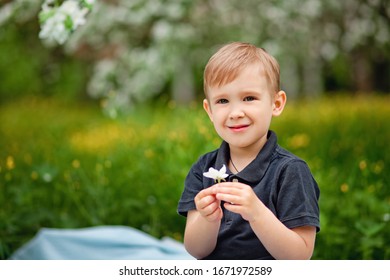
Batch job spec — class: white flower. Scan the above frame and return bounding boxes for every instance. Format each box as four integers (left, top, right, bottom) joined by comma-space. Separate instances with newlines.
60, 0, 88, 29
39, 12, 69, 44
39, 0, 92, 45
203, 165, 229, 183
42, 173, 53, 183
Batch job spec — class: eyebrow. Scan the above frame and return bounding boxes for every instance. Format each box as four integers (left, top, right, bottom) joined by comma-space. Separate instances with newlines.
209, 89, 263, 102
240, 89, 262, 95
209, 92, 228, 100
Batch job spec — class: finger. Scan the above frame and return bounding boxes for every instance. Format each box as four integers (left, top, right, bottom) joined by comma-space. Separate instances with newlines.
199, 202, 221, 218
195, 188, 214, 203
199, 185, 221, 197
217, 182, 245, 189
215, 186, 242, 196
196, 195, 215, 210
205, 207, 222, 222
223, 202, 240, 213
216, 193, 240, 205
203, 201, 220, 215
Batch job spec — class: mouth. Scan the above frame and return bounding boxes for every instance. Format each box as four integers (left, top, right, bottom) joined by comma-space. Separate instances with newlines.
228, 124, 250, 132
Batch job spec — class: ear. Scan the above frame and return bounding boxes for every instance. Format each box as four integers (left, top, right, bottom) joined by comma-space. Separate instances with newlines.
203, 99, 214, 122
272, 90, 286, 117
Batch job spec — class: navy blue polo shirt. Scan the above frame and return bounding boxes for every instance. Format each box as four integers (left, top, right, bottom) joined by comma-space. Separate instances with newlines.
177, 130, 320, 260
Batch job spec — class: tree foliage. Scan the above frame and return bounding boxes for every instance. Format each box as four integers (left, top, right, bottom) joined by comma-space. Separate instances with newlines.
1, 0, 389, 115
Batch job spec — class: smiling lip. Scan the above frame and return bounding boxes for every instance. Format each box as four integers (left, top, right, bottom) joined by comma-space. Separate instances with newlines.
228, 124, 250, 132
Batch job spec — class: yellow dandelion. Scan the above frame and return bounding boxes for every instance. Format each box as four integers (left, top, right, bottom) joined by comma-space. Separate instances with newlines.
144, 149, 155, 159
373, 161, 384, 174
31, 171, 39, 180
72, 159, 80, 169
287, 134, 310, 149
359, 160, 367, 171
340, 183, 349, 193
6, 156, 15, 170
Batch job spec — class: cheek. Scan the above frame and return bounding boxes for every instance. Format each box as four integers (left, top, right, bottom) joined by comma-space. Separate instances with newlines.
213, 108, 228, 124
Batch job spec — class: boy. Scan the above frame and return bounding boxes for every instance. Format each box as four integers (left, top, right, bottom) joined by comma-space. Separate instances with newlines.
177, 42, 320, 260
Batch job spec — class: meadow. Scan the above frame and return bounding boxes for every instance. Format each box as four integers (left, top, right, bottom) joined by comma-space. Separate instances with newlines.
0, 95, 389, 259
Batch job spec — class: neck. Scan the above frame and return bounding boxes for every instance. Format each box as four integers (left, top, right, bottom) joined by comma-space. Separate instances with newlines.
229, 138, 267, 173
229, 152, 256, 173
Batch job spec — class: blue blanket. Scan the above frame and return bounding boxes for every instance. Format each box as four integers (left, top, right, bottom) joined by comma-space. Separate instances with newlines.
10, 226, 194, 260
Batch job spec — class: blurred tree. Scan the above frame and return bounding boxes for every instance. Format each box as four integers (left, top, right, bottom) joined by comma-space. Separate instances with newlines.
0, 0, 90, 102
0, 0, 389, 115
317, 0, 390, 93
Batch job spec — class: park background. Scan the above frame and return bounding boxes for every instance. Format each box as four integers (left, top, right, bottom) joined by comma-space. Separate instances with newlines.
0, 0, 389, 259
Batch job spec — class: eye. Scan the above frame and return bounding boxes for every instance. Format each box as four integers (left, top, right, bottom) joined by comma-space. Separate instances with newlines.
216, 98, 229, 104
243, 96, 256, 102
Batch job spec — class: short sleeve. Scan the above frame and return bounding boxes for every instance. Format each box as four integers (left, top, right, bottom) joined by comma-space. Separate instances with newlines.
276, 160, 320, 232
177, 159, 205, 217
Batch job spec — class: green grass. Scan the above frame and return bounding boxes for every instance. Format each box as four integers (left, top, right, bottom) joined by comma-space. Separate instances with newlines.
0, 95, 389, 259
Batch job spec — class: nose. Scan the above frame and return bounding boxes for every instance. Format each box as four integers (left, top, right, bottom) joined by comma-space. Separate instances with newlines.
229, 104, 245, 119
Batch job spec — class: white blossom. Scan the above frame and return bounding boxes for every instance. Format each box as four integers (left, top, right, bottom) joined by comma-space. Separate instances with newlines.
60, 1, 88, 28
203, 165, 229, 183
39, 0, 92, 45
39, 12, 69, 44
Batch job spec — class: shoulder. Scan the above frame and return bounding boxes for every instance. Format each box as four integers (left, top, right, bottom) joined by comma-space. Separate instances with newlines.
265, 131, 309, 169
274, 145, 303, 161
272, 145, 311, 171
190, 148, 219, 173
272, 145, 319, 195
270, 145, 318, 190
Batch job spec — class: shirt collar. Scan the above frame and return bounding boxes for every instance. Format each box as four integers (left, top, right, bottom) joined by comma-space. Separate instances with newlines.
215, 130, 278, 184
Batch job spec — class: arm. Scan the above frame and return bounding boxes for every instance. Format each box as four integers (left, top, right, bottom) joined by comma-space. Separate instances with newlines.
248, 206, 316, 259
216, 182, 316, 259
183, 186, 222, 259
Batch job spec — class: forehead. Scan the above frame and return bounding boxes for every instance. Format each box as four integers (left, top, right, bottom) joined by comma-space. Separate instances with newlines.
207, 54, 262, 83
206, 63, 268, 93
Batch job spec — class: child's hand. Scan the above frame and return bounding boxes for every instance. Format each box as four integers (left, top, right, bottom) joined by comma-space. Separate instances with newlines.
194, 186, 223, 222
215, 182, 263, 222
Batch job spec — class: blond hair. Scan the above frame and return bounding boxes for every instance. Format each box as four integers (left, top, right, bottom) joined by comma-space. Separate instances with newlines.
204, 42, 280, 97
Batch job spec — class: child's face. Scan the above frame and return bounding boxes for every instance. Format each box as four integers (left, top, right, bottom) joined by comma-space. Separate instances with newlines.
203, 63, 285, 153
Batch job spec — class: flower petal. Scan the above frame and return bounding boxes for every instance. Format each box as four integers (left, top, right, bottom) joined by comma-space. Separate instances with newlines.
203, 167, 218, 179
220, 164, 226, 175
220, 173, 229, 179
203, 165, 229, 181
